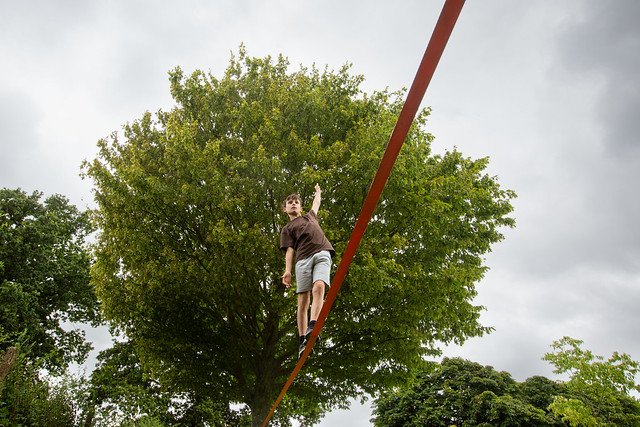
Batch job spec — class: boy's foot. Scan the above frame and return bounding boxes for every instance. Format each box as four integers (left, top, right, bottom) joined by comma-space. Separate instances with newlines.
305, 326, 320, 343
297, 336, 315, 360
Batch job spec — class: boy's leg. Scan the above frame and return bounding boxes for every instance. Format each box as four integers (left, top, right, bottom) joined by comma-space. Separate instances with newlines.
304, 281, 325, 350
310, 280, 326, 322
297, 291, 310, 336
297, 291, 311, 359
309, 251, 331, 325
304, 251, 332, 344
294, 256, 313, 337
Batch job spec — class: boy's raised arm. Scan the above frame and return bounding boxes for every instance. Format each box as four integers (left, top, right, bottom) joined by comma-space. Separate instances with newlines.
311, 183, 321, 214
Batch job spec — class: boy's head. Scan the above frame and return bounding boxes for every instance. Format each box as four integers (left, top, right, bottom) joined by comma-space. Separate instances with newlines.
282, 193, 302, 218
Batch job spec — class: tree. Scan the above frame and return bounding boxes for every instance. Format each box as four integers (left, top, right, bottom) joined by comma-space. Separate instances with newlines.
372, 357, 563, 427
86, 340, 173, 426
0, 188, 99, 371
518, 375, 566, 411
544, 336, 640, 426
0, 346, 83, 426
83, 47, 516, 425
86, 339, 249, 426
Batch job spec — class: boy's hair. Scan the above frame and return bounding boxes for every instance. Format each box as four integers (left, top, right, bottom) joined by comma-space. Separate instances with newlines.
282, 193, 301, 210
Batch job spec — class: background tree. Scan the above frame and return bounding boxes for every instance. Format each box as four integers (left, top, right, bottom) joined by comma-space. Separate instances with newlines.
518, 375, 566, 411
0, 345, 84, 427
86, 340, 173, 426
372, 357, 564, 427
84, 47, 516, 425
86, 339, 249, 426
0, 188, 99, 371
544, 336, 640, 426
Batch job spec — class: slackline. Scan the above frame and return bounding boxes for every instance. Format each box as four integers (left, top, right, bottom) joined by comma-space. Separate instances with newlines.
261, 1, 466, 425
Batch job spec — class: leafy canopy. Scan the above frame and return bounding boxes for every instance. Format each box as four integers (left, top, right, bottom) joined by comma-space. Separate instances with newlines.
544, 336, 640, 426
86, 339, 251, 426
84, 47, 515, 425
0, 348, 82, 427
372, 357, 564, 427
374, 340, 640, 427
0, 188, 99, 371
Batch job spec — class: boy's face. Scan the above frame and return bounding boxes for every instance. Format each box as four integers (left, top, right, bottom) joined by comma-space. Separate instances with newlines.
283, 197, 302, 217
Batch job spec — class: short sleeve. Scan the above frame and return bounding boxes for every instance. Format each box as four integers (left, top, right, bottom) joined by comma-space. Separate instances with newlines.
280, 225, 294, 251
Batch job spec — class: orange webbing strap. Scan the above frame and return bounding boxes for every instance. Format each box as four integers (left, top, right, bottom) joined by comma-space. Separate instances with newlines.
261, 1, 466, 425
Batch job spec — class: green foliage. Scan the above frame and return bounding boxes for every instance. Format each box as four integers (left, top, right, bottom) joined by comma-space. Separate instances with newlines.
548, 396, 599, 427
373, 339, 640, 427
372, 357, 564, 427
518, 375, 565, 410
83, 47, 515, 425
0, 188, 99, 371
87, 339, 248, 426
544, 336, 640, 426
0, 347, 82, 426
88, 340, 174, 426
471, 391, 552, 426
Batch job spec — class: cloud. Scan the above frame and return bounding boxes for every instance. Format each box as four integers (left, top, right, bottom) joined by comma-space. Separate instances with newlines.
555, 0, 640, 157
0, 1, 100, 58
456, 0, 640, 281
546, 0, 640, 272
0, 89, 45, 190
439, 1, 640, 395
2, 2, 639, 426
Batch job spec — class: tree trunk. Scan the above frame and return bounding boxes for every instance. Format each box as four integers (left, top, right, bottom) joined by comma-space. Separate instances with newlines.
0, 346, 18, 383
250, 398, 272, 427
83, 407, 96, 427
250, 304, 287, 426
249, 378, 273, 427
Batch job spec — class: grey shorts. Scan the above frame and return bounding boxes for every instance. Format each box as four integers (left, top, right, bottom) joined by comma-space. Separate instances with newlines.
295, 250, 332, 294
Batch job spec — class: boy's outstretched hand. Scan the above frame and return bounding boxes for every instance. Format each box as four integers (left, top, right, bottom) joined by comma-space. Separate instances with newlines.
282, 271, 292, 288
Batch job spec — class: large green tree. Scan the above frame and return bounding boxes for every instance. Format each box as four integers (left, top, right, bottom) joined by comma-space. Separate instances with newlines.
372, 357, 565, 427
0, 189, 99, 371
84, 48, 515, 425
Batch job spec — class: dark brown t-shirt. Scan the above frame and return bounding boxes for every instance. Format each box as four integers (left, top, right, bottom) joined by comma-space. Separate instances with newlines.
280, 210, 335, 263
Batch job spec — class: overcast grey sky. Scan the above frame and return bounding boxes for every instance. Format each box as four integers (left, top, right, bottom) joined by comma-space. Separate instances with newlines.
2, 1, 639, 425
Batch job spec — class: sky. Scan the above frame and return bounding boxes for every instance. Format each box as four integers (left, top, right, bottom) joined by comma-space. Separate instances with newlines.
1, 0, 639, 425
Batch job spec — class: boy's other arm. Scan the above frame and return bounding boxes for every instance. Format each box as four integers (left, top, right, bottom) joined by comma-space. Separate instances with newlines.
282, 247, 295, 287
311, 183, 321, 214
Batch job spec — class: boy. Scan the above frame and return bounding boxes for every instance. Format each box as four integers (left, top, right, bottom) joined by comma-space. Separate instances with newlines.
280, 184, 335, 359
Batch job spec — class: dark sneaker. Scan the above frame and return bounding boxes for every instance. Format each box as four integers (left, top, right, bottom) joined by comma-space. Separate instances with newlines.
304, 325, 320, 342
298, 336, 316, 360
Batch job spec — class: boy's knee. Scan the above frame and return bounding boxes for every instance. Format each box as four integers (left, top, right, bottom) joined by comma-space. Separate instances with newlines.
297, 291, 310, 303
312, 280, 325, 293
